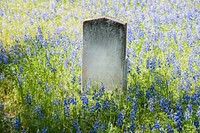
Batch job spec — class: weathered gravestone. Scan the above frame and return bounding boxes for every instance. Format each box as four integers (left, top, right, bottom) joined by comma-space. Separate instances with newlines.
82, 16, 127, 91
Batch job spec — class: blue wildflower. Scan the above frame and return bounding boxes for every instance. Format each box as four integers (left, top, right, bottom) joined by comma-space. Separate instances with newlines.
68, 97, 76, 105
53, 112, 60, 121
127, 28, 135, 43
159, 98, 171, 114
0, 8, 4, 16
130, 124, 136, 132
126, 95, 131, 101
76, 128, 82, 133
146, 90, 151, 99
93, 121, 100, 132
194, 120, 199, 128
101, 123, 106, 130
166, 124, 174, 133
154, 120, 160, 129
102, 99, 109, 110
141, 125, 145, 130
130, 109, 136, 122
64, 59, 69, 69
17, 76, 23, 86
80, 95, 88, 109
73, 120, 80, 129
116, 111, 125, 128
13, 117, 20, 130
0, 53, 8, 64
35, 105, 44, 120
173, 107, 183, 131
92, 83, 105, 100
19, 66, 23, 73
148, 98, 154, 112
41, 128, 47, 133
63, 99, 70, 117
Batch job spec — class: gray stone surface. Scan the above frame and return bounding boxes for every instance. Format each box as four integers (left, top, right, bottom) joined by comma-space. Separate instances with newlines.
82, 16, 127, 91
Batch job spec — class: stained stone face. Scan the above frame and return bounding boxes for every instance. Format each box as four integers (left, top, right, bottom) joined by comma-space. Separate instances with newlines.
82, 16, 127, 91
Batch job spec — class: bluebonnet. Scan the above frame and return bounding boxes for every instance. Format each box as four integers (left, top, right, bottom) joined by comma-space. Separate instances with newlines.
149, 124, 154, 131
0, 52, 8, 64
166, 124, 174, 133
22, 129, 27, 133
19, 65, 23, 73
92, 83, 105, 100
64, 98, 70, 117
136, 66, 141, 74
26, 46, 31, 56
89, 101, 101, 112
127, 28, 135, 43
183, 93, 190, 102
73, 120, 79, 129
150, 57, 157, 71
130, 109, 136, 122
52, 100, 60, 106
146, 57, 156, 71
43, 41, 48, 47
159, 98, 171, 114
194, 120, 199, 128
41, 128, 47, 133
148, 98, 154, 112
64, 59, 69, 69
93, 121, 100, 132
130, 124, 136, 132
76, 128, 82, 133
36, 26, 43, 43
154, 120, 160, 129
13, 117, 20, 130
101, 123, 106, 130
116, 111, 125, 128
71, 50, 77, 62
146, 90, 151, 99
24, 33, 30, 42
173, 103, 183, 131
126, 95, 131, 101
191, 91, 199, 105
68, 97, 76, 105
53, 112, 60, 121
0, 8, 4, 16
184, 109, 191, 120
35, 105, 44, 120
80, 95, 88, 109
102, 99, 110, 110
187, 104, 192, 112
144, 40, 151, 52
17, 76, 23, 86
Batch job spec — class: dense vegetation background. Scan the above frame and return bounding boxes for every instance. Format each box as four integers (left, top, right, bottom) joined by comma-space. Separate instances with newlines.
0, 0, 199, 132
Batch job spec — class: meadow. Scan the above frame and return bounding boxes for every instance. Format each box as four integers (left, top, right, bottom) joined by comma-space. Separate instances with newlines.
0, 0, 199, 132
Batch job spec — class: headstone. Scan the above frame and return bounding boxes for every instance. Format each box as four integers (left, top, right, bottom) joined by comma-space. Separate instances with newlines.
82, 16, 127, 91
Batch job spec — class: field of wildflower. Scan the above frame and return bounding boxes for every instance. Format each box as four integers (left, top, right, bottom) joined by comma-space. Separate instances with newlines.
0, 0, 200, 132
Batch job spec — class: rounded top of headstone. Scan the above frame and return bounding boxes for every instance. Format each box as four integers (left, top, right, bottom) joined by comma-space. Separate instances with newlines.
84, 16, 126, 25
